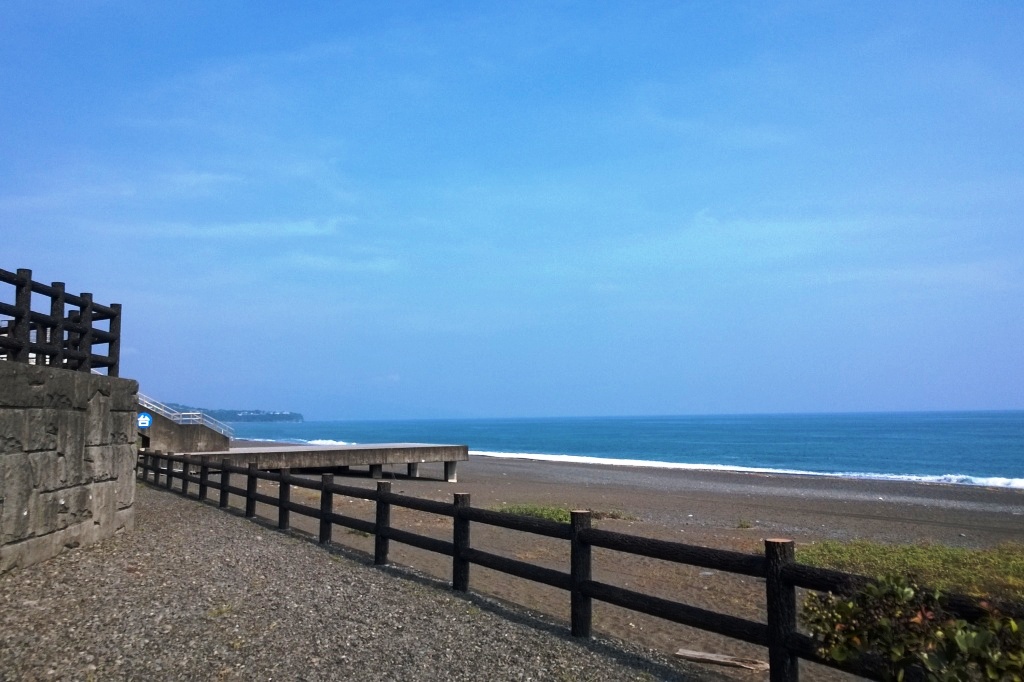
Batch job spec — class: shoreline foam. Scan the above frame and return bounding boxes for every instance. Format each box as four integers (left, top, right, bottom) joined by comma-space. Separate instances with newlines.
238, 436, 1024, 489
468, 450, 1024, 489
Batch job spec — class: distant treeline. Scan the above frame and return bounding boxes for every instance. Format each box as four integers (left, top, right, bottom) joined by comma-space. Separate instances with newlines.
166, 403, 304, 423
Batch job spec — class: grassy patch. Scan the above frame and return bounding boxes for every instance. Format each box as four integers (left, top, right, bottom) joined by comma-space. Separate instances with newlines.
207, 604, 233, 618
495, 504, 571, 523
492, 504, 634, 523
797, 540, 1024, 599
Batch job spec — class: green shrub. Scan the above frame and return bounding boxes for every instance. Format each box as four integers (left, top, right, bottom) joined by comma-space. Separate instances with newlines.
797, 540, 1024, 598
802, 574, 1024, 681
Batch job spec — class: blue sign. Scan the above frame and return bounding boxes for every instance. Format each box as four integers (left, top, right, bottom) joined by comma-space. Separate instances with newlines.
137, 412, 153, 430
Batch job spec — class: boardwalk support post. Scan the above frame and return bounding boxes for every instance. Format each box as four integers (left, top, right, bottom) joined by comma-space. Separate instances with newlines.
766, 538, 798, 682
444, 461, 458, 483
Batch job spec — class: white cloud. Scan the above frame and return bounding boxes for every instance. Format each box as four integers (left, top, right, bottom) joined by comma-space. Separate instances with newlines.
281, 251, 400, 273
95, 218, 346, 239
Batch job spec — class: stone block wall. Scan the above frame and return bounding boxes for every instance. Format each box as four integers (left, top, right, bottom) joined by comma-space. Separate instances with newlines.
0, 361, 138, 573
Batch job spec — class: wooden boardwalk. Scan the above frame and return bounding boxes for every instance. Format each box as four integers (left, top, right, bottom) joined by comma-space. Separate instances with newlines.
182, 443, 469, 482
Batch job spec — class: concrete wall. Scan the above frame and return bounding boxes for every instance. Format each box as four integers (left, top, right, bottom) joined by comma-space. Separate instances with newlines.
0, 361, 138, 573
140, 411, 229, 453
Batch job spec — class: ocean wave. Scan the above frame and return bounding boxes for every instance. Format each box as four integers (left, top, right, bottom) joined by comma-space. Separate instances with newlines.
305, 439, 353, 446
468, 451, 1024, 489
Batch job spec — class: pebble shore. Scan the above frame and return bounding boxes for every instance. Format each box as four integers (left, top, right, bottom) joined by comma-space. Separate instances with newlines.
0, 484, 720, 681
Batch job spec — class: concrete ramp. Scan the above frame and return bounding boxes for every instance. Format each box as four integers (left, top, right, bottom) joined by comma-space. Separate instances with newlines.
139, 410, 230, 453
137, 393, 232, 453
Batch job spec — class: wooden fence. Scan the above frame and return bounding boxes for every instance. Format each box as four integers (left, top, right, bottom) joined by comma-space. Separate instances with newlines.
137, 451, 1007, 682
0, 267, 121, 376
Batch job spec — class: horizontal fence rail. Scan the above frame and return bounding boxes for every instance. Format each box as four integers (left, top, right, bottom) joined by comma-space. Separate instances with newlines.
0, 267, 121, 376
136, 451, 1016, 682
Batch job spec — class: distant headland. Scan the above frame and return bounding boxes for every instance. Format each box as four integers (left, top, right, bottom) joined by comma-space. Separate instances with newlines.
165, 403, 304, 423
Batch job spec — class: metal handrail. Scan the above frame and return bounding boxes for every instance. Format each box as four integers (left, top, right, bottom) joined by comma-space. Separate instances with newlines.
137, 392, 235, 438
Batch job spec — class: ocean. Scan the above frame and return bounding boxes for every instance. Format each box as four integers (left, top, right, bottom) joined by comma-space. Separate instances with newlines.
228, 411, 1024, 489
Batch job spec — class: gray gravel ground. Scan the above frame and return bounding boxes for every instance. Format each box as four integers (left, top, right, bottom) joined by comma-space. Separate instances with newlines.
0, 484, 724, 681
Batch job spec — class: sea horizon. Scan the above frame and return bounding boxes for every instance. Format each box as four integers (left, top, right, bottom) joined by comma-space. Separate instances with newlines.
228, 410, 1024, 490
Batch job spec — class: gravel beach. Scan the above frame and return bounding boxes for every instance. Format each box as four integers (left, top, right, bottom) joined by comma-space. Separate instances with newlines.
3, 453, 1021, 681
0, 483, 722, 682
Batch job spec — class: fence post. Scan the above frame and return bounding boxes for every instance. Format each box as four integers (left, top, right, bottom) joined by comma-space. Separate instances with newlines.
48, 281, 65, 368
199, 462, 209, 501
164, 452, 175, 490
78, 293, 93, 373
319, 474, 333, 544
278, 468, 291, 530
13, 269, 31, 363
374, 481, 391, 566
570, 510, 593, 638
453, 493, 471, 591
766, 538, 798, 682
107, 302, 121, 377
151, 451, 161, 486
66, 311, 81, 368
180, 457, 190, 497
245, 463, 258, 518
219, 459, 231, 508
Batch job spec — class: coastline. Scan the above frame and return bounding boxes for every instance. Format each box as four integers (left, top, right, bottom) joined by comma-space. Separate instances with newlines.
221, 439, 1024, 679
233, 438, 1024, 490
231, 438, 1024, 547
468, 450, 1024, 489
454, 454, 1024, 547
227, 410, 1024, 491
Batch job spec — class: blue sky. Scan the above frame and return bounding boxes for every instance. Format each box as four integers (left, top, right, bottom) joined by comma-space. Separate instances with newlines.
2, 2, 1022, 420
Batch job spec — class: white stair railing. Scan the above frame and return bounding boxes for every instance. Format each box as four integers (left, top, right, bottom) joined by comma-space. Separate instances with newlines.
137, 392, 235, 438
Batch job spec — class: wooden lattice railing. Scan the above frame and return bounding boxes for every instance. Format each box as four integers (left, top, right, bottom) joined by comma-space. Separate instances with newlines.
0, 267, 121, 376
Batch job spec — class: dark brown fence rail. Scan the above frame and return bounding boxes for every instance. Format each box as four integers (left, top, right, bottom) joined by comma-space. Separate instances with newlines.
137, 451, 1012, 682
0, 267, 121, 375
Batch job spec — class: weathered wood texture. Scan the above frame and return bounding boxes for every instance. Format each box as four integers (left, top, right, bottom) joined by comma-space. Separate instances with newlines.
570, 511, 592, 637
765, 539, 798, 682
374, 481, 391, 566
453, 493, 471, 592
